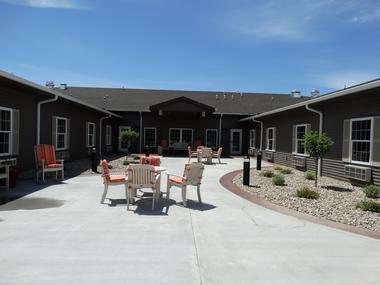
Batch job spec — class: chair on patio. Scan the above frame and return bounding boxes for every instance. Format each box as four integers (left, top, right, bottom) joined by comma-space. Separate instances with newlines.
212, 147, 223, 164
139, 156, 161, 166
187, 146, 198, 163
100, 159, 127, 205
166, 163, 204, 207
34, 144, 64, 183
127, 164, 161, 210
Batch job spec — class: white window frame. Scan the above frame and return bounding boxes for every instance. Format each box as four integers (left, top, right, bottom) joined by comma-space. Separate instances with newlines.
87, 122, 96, 147
56, 116, 68, 151
169, 128, 193, 146
106, 125, 112, 146
266, 127, 275, 151
249, 129, 256, 149
144, 127, 157, 147
205, 129, 218, 148
295, 124, 307, 155
0, 106, 12, 156
349, 117, 373, 166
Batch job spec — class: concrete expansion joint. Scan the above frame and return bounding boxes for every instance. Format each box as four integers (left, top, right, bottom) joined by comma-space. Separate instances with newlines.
241, 206, 259, 226
188, 208, 204, 285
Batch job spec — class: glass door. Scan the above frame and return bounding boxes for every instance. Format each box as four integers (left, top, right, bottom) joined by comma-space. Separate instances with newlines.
230, 129, 242, 155
118, 126, 131, 152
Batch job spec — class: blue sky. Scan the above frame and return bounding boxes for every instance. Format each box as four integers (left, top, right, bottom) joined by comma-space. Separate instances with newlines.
1, 0, 380, 95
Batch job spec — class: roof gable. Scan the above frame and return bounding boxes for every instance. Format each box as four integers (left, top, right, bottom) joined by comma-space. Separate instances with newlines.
149, 96, 215, 112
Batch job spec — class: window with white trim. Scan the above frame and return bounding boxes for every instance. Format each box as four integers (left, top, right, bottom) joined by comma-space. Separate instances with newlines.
56, 117, 68, 150
0, 107, 12, 155
144, 127, 156, 147
249, 129, 256, 148
205, 129, 218, 148
169, 128, 193, 146
87, 122, 96, 147
266, 127, 275, 151
106, 125, 112, 146
351, 118, 372, 164
295, 124, 307, 155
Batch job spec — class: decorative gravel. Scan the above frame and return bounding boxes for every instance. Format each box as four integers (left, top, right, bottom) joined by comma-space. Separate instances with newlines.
233, 167, 380, 232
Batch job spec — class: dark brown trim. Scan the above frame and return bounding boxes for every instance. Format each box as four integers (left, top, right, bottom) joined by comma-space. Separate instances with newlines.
220, 169, 380, 240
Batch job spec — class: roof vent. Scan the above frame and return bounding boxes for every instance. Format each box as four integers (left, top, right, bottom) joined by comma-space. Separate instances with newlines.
223, 93, 227, 100
291, 90, 301, 98
231, 94, 235, 100
311, 88, 319, 98
60, 83, 67, 90
45, 80, 54, 89
216, 94, 219, 100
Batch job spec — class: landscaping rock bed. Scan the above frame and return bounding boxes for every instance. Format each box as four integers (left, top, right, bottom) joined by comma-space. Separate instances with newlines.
233, 166, 380, 232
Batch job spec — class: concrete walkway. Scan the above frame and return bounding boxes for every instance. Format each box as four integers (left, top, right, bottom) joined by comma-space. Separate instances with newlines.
0, 157, 379, 285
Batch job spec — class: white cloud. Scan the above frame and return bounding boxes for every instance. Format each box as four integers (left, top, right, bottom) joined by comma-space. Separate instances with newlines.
0, 0, 86, 9
318, 70, 379, 90
350, 8, 380, 23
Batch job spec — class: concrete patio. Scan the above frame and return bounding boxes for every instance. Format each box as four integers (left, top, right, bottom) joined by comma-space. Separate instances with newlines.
0, 157, 379, 285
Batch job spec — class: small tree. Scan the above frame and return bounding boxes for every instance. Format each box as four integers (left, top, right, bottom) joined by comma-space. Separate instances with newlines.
304, 131, 334, 187
120, 130, 139, 154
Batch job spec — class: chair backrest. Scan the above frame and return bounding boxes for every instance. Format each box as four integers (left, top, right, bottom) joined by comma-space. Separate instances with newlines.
201, 147, 212, 158
140, 156, 161, 166
187, 146, 193, 155
183, 163, 204, 186
34, 144, 57, 167
101, 159, 111, 181
127, 164, 156, 188
160, 139, 168, 148
217, 147, 222, 156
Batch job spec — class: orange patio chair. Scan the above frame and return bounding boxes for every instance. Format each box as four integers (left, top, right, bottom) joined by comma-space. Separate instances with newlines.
139, 156, 161, 166
212, 147, 222, 164
34, 144, 64, 183
187, 146, 198, 163
100, 159, 128, 205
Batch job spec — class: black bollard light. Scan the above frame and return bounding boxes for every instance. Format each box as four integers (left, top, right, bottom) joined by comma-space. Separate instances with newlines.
243, 156, 250, 186
91, 148, 98, 173
145, 145, 150, 157
257, 151, 262, 170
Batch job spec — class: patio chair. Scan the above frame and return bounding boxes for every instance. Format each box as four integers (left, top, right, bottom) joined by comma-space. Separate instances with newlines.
139, 156, 161, 166
187, 146, 198, 162
100, 159, 127, 205
127, 164, 161, 210
212, 147, 223, 164
166, 163, 204, 207
34, 144, 64, 183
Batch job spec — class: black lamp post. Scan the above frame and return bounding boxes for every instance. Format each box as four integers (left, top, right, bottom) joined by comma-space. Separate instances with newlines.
243, 156, 250, 186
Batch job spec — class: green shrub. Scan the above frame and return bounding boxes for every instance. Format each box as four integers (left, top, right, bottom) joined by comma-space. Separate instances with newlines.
272, 174, 285, 186
279, 168, 293, 175
261, 170, 274, 178
274, 165, 284, 171
362, 185, 380, 198
123, 160, 130, 166
305, 171, 315, 180
356, 200, 380, 213
296, 187, 319, 199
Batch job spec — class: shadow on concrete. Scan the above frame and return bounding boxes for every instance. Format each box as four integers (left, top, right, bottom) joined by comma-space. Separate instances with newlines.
322, 185, 353, 192
0, 197, 65, 210
177, 200, 217, 211
0, 180, 68, 206
133, 197, 176, 216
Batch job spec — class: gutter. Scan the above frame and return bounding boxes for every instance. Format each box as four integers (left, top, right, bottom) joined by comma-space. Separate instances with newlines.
251, 117, 264, 151
37, 94, 59, 145
218, 114, 223, 147
305, 104, 323, 177
99, 114, 112, 157
139, 112, 143, 153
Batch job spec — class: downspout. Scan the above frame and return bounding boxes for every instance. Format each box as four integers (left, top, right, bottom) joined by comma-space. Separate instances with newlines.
139, 111, 143, 153
37, 94, 59, 145
305, 104, 323, 177
99, 114, 112, 158
218, 114, 223, 147
251, 117, 264, 151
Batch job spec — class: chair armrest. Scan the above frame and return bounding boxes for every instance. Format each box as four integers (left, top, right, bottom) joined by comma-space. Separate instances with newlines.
57, 159, 64, 165
36, 159, 45, 168
166, 174, 185, 180
155, 173, 161, 182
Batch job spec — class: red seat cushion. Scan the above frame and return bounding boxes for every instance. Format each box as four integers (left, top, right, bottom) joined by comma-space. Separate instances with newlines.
109, 175, 126, 183
44, 163, 63, 169
169, 177, 184, 185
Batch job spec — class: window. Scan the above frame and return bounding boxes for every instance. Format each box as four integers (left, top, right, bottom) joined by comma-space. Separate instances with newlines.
206, 129, 218, 148
295, 124, 307, 155
351, 118, 372, 164
144, 128, 156, 147
87, 122, 96, 147
169, 128, 193, 146
0, 107, 12, 155
56, 117, 68, 150
106, 125, 112, 146
266, 127, 275, 151
249, 129, 256, 148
